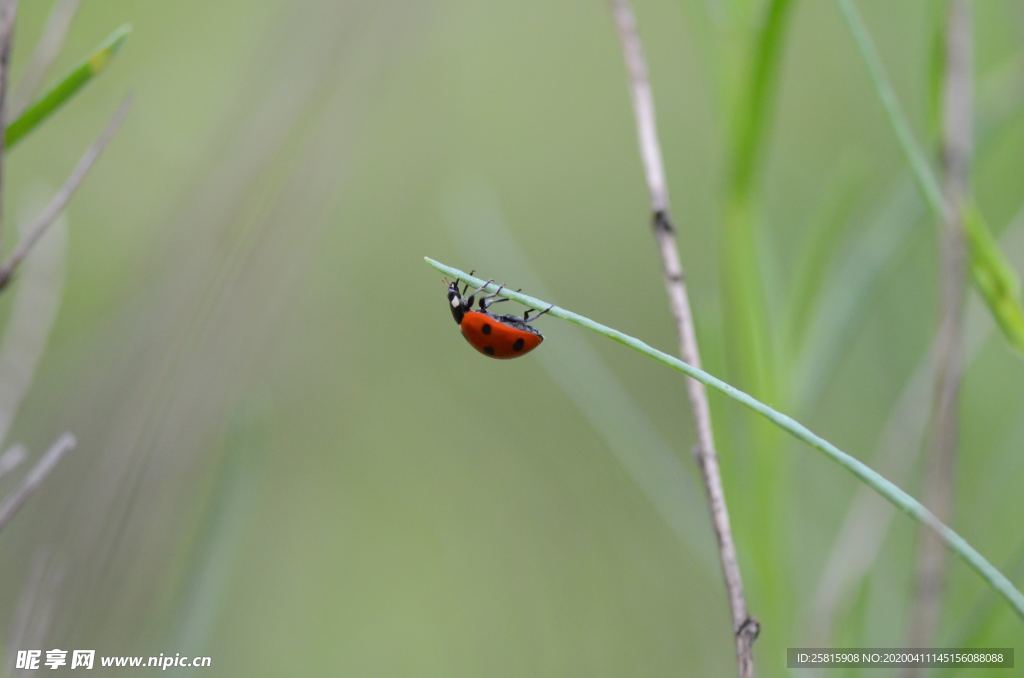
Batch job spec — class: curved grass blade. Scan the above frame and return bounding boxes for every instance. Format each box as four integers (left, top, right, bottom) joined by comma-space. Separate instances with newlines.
424, 256, 1024, 622
5, 23, 130, 151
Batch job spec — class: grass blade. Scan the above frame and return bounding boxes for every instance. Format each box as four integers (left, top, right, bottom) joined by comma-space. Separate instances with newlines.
836, 0, 945, 215
836, 0, 1024, 356
729, 0, 795, 203
964, 203, 1024, 351
721, 0, 795, 397
720, 0, 797, 636
424, 256, 1024, 621
5, 23, 130, 150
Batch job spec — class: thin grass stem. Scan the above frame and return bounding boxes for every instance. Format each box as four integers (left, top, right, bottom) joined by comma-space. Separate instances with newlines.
0, 96, 131, 291
424, 256, 1024, 622
906, 0, 972, 657
0, 433, 75, 532
608, 1, 756, 674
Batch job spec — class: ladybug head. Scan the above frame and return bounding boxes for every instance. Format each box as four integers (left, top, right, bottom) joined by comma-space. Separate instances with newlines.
446, 280, 466, 324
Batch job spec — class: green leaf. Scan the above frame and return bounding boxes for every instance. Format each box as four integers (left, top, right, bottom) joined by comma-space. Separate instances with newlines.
5, 24, 131, 150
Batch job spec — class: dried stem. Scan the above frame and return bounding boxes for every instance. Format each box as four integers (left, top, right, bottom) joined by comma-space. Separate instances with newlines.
0, 433, 75, 532
0, 0, 17, 252
10, 0, 81, 119
906, 0, 972, 660
0, 95, 132, 291
608, 1, 757, 675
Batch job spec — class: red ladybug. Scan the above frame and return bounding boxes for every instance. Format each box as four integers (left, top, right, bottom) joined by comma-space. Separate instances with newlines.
446, 278, 551, 359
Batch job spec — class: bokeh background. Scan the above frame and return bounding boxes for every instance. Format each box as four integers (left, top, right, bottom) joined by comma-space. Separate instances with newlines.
0, 0, 1021, 675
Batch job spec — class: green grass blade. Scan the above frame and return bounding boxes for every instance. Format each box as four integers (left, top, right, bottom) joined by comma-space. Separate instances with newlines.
721, 0, 795, 395
836, 0, 945, 214
784, 158, 866, 354
424, 256, 1024, 622
836, 0, 1024, 357
964, 203, 1024, 352
729, 0, 795, 202
720, 1, 797, 630
5, 23, 131, 150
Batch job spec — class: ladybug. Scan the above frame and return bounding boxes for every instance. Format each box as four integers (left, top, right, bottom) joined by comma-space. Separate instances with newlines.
446, 277, 551, 359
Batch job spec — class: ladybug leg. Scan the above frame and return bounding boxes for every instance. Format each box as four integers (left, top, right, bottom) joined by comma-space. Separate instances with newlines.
479, 284, 508, 310
480, 297, 509, 311
466, 279, 495, 297
457, 271, 477, 297
464, 279, 495, 308
524, 305, 553, 323
480, 286, 524, 310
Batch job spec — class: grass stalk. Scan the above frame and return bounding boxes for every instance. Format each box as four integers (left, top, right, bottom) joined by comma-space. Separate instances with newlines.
0, 0, 18, 256
424, 256, 1024, 621
721, 0, 794, 395
906, 0, 972, 657
728, 0, 795, 204
0, 433, 75, 532
608, 1, 756, 674
721, 0, 796, 641
0, 96, 131, 290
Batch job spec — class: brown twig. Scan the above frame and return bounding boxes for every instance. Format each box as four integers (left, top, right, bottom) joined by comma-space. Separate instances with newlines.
10, 0, 80, 119
905, 0, 972, 662
608, 1, 757, 675
0, 95, 132, 291
0, 0, 18, 253
0, 433, 75, 532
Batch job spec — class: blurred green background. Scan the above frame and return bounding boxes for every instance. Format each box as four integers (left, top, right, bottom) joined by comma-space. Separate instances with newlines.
0, 0, 1021, 675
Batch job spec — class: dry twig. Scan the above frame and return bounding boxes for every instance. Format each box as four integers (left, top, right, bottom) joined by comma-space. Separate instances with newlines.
0, 95, 132, 291
608, 1, 757, 675
0, 0, 18, 251
0, 433, 75, 532
906, 0, 972, 661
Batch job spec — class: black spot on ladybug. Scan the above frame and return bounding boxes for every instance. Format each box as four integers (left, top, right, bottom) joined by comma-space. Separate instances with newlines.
484, 346, 495, 356
482, 323, 492, 335
513, 338, 525, 352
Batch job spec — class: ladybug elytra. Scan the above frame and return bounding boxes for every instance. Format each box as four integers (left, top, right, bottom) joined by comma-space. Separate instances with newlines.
446, 277, 551, 359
